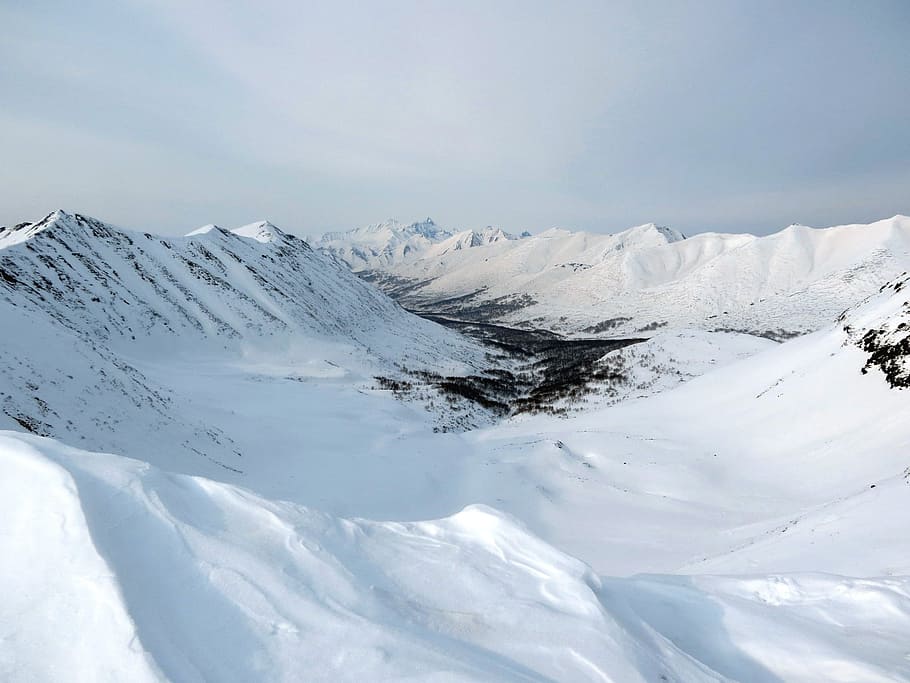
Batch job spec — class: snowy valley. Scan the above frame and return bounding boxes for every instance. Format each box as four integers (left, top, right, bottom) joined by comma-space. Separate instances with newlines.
2, 210, 909, 681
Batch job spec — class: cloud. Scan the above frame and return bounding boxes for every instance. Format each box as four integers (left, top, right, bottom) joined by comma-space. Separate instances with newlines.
2, 0, 908, 235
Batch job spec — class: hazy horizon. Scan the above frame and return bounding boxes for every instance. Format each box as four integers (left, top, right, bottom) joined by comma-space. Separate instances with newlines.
2, 1, 908, 237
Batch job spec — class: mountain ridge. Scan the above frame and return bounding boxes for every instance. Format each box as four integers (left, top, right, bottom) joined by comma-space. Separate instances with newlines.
327, 214, 910, 336
0, 209, 484, 472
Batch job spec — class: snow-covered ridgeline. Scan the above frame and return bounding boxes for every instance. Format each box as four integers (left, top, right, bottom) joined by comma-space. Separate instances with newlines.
311, 217, 526, 271
317, 215, 910, 336
0, 211, 478, 361
0, 210, 483, 470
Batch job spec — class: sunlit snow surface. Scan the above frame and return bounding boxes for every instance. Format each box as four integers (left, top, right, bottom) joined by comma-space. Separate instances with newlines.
2, 212, 910, 681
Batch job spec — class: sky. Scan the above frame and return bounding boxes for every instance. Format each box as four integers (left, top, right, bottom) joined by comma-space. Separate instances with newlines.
1, 0, 908, 237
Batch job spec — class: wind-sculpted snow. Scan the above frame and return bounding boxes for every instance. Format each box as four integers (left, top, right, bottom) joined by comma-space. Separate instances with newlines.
3, 431, 909, 682
324, 215, 910, 336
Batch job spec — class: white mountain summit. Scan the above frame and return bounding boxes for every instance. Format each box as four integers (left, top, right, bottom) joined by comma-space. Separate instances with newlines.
311, 217, 527, 271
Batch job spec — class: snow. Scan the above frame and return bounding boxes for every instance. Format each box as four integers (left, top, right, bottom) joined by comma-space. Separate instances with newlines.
580, 329, 776, 407
230, 220, 282, 243
2, 210, 910, 680
4, 431, 910, 682
185, 223, 220, 236
311, 217, 526, 271
0, 209, 484, 475
320, 215, 910, 336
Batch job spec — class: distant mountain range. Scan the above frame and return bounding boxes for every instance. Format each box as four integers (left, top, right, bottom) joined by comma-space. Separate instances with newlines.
311, 218, 527, 271
312, 216, 910, 338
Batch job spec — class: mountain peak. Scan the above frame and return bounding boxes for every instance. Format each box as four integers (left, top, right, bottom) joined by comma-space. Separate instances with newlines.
611, 223, 685, 249
231, 220, 284, 243
403, 217, 445, 239
1, 210, 112, 250
186, 224, 223, 237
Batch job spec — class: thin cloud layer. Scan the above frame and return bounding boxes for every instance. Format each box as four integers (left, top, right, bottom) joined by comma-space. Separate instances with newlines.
1, 0, 908, 235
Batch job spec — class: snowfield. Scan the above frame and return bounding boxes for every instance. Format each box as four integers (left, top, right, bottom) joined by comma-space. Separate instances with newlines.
1, 210, 909, 681
3, 431, 910, 682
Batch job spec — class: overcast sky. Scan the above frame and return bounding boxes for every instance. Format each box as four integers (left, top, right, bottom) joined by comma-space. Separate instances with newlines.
2, 1, 908, 237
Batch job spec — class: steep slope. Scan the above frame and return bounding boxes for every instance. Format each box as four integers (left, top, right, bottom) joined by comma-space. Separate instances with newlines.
349, 216, 910, 336
852, 276, 910, 388
0, 210, 482, 472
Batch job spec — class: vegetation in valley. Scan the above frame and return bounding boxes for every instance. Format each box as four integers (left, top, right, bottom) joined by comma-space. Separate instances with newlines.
375, 314, 645, 427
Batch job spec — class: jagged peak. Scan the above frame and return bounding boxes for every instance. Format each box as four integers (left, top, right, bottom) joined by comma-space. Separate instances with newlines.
406, 217, 445, 239
374, 217, 444, 239
364, 218, 404, 234
318, 217, 451, 244
434, 226, 519, 252
470, 226, 516, 246
0, 210, 124, 250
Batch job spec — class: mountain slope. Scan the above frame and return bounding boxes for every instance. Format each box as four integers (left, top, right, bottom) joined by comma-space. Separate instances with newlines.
342, 216, 910, 336
0, 210, 482, 472
465, 273, 910, 577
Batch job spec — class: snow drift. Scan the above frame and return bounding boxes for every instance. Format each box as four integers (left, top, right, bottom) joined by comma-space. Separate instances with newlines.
3, 431, 908, 682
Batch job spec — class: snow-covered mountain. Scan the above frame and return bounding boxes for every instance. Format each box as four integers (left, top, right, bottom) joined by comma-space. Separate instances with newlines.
2, 269, 909, 681
0, 210, 482, 471
311, 217, 526, 271
336, 216, 910, 337
187, 220, 284, 243
4, 208, 910, 681
311, 217, 452, 270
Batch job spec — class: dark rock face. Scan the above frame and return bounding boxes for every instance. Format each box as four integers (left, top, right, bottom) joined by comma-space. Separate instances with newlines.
860, 321, 910, 389
856, 276, 910, 389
